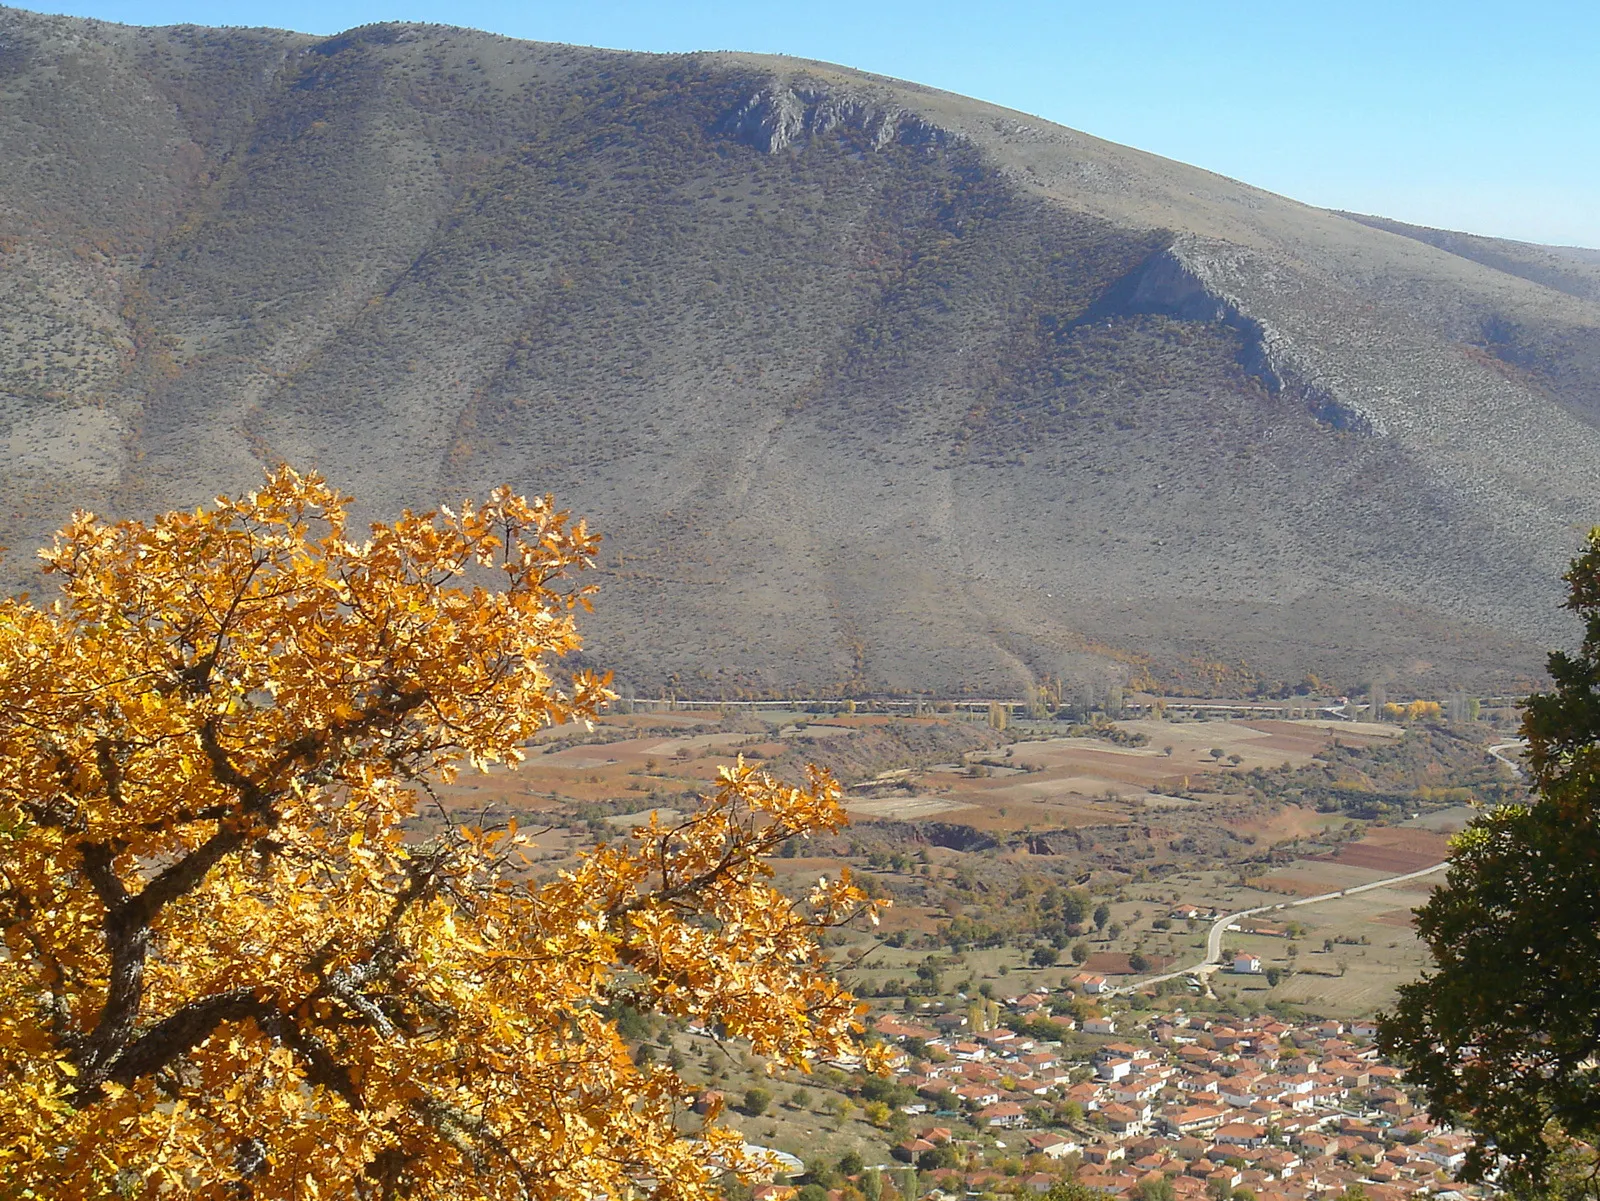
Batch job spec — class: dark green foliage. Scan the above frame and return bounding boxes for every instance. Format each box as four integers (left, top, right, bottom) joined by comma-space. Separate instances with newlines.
917, 1143, 960, 1172
1056, 887, 1091, 927
857, 1075, 914, 1108
613, 1003, 651, 1040
1382, 530, 1600, 1193
1048, 1183, 1110, 1201
740, 1087, 771, 1117
1011, 1013, 1075, 1043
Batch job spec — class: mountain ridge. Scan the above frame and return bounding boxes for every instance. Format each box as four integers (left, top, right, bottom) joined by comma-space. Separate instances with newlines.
1, 6, 1597, 697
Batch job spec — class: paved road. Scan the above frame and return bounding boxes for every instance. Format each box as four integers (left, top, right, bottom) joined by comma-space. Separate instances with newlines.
1108, 859, 1450, 996
1102, 737, 1521, 998
1487, 739, 1528, 779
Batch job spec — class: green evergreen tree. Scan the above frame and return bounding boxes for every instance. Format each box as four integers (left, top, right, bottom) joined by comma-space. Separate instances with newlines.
1382, 529, 1600, 1194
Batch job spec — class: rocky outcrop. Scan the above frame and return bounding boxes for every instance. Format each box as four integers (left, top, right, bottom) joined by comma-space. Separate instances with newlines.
859, 821, 999, 852
1086, 243, 1378, 435
723, 82, 947, 154
1026, 827, 1129, 856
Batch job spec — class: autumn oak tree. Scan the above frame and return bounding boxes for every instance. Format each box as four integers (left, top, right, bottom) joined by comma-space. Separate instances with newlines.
0, 469, 881, 1199
1383, 528, 1600, 1197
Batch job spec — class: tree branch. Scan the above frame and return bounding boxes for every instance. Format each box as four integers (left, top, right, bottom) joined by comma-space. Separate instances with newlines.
73, 842, 147, 1083
67, 679, 430, 1098
96, 988, 261, 1096
256, 1006, 364, 1108
77, 846, 450, 1106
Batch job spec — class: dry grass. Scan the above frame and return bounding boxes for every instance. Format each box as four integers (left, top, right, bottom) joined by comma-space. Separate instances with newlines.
1227, 803, 1341, 844
842, 795, 975, 819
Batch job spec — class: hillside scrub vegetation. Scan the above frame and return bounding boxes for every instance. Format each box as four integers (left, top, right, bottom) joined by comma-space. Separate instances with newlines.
4, 10, 1600, 698
0, 468, 881, 1199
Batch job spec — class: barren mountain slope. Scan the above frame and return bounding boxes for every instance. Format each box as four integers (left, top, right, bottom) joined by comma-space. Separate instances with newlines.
1342, 212, 1600, 306
2, 8, 1597, 697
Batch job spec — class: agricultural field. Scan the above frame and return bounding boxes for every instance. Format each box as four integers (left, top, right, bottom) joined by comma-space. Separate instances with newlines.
1212, 879, 1437, 1020
1180, 813, 1472, 1017
841, 714, 1406, 837
432, 707, 1421, 838
1005, 716, 1401, 798
411, 707, 1521, 1173
422, 705, 1512, 1023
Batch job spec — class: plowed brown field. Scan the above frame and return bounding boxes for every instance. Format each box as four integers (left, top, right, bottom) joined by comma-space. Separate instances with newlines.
1312, 827, 1451, 874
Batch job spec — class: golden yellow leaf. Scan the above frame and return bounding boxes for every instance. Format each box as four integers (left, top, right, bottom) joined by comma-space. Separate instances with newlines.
0, 466, 878, 1200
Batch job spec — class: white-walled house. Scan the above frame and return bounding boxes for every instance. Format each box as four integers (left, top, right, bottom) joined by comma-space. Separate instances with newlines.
1096, 1056, 1133, 1081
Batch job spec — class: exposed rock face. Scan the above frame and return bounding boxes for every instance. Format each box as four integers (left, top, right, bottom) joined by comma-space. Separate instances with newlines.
867, 822, 1000, 853
725, 85, 808, 153
1, 8, 1598, 698
1089, 244, 1377, 435
724, 83, 942, 154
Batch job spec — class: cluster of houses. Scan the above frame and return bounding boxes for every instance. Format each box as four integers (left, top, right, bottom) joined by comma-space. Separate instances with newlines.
862, 990, 1480, 1201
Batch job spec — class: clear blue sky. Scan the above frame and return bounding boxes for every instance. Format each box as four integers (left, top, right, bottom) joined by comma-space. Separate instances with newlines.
29, 0, 1600, 247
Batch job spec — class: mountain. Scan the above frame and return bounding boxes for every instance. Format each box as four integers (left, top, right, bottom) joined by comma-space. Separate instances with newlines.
2, 6, 1597, 698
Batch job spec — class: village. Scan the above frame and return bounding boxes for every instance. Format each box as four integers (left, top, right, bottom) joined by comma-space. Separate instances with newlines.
736, 955, 1479, 1201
